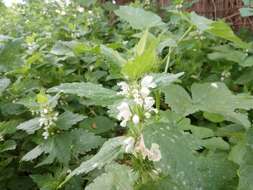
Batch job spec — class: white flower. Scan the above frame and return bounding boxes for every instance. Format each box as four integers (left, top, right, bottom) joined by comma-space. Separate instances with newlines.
132, 114, 140, 125
42, 131, 49, 139
123, 137, 135, 153
77, 6, 84, 12
140, 87, 150, 97
211, 82, 218, 88
117, 102, 132, 127
144, 97, 155, 110
141, 75, 156, 89
148, 143, 162, 162
134, 97, 143, 105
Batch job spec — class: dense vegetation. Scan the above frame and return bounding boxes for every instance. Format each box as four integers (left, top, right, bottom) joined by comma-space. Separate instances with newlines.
1, 0, 253, 189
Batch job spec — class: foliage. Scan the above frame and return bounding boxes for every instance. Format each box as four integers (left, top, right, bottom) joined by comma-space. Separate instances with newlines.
0, 0, 253, 190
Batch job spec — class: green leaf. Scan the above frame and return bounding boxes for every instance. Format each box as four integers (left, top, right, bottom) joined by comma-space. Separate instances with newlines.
240, 7, 253, 17
71, 129, 105, 155
203, 112, 224, 123
201, 137, 230, 150
190, 12, 213, 32
79, 116, 115, 134
48, 82, 122, 106
122, 32, 159, 79
143, 122, 237, 190
0, 38, 24, 72
21, 145, 44, 161
114, 6, 164, 30
16, 118, 41, 134
42, 132, 72, 165
51, 41, 87, 57
207, 21, 249, 48
85, 163, 138, 190
163, 82, 253, 128
100, 45, 126, 67
60, 136, 127, 187
0, 78, 10, 95
241, 56, 253, 67
31, 174, 59, 190
237, 129, 253, 190
0, 140, 16, 153
55, 111, 86, 130
163, 84, 196, 115
151, 72, 184, 88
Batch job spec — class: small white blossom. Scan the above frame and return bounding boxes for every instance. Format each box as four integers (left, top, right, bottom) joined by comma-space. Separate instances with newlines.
42, 131, 49, 139
211, 83, 218, 88
144, 97, 155, 110
117, 102, 132, 127
148, 143, 162, 162
123, 137, 135, 153
140, 87, 150, 97
132, 114, 140, 125
141, 75, 156, 89
77, 6, 84, 13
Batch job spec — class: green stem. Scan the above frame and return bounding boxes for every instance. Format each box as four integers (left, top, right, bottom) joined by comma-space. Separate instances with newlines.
164, 25, 194, 73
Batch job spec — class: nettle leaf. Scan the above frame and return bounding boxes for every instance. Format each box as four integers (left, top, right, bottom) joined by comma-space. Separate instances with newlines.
16, 118, 41, 134
22, 145, 44, 161
40, 132, 73, 166
207, 21, 249, 48
22, 129, 103, 162
114, 6, 164, 30
31, 174, 59, 190
0, 140, 16, 153
55, 111, 86, 130
151, 72, 184, 88
237, 129, 253, 190
48, 82, 122, 106
79, 116, 115, 134
0, 38, 24, 72
60, 136, 127, 187
85, 163, 138, 190
71, 128, 105, 155
0, 78, 10, 95
51, 41, 87, 57
0, 120, 18, 136
100, 45, 126, 67
163, 82, 253, 129
190, 12, 213, 32
143, 122, 237, 190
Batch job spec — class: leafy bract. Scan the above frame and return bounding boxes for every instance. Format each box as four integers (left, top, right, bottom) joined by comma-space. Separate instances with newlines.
114, 6, 164, 30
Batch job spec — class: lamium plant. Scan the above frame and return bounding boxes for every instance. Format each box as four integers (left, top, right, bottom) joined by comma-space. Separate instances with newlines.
1, 0, 253, 190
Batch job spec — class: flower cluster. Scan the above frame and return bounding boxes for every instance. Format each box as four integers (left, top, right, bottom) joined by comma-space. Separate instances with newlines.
116, 75, 158, 127
38, 106, 58, 139
123, 135, 161, 162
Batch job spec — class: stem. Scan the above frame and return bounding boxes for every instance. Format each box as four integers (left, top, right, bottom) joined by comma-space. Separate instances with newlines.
164, 25, 194, 73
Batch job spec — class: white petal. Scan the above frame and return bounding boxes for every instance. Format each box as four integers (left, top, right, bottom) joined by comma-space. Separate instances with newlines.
141, 75, 156, 88
132, 114, 140, 125
140, 87, 150, 97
